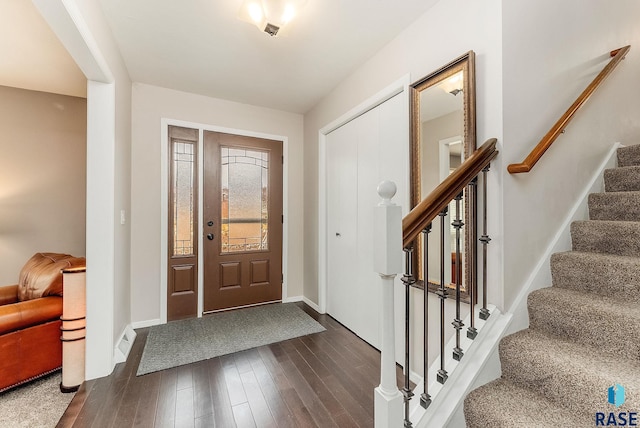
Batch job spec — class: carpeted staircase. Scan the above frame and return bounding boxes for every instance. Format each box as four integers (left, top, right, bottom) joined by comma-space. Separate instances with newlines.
464, 144, 640, 427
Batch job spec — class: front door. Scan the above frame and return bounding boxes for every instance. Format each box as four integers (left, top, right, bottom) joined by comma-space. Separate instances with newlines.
202, 131, 283, 312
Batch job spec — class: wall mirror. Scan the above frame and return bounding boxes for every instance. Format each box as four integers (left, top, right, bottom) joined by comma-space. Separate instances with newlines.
409, 51, 476, 300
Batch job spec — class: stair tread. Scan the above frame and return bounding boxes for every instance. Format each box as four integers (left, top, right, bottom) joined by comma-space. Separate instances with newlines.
528, 286, 640, 359
591, 190, 640, 198
464, 378, 593, 428
553, 249, 640, 267
551, 251, 640, 300
500, 328, 640, 415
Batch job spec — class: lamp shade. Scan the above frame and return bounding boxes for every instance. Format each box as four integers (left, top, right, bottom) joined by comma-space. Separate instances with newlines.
60, 267, 86, 393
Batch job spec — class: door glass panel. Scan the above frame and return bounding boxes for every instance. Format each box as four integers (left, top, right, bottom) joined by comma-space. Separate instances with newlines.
221, 147, 269, 253
172, 140, 195, 256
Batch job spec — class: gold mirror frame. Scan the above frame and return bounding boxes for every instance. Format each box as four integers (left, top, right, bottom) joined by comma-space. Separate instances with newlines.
409, 51, 476, 300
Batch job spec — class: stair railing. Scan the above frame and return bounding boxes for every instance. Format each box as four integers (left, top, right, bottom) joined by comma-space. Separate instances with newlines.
373, 138, 498, 428
508, 45, 630, 174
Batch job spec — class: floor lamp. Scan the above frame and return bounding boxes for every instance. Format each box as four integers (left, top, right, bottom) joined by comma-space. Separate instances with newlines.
60, 266, 86, 393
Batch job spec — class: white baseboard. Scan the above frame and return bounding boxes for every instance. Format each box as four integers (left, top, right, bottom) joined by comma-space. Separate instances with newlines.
282, 295, 303, 303
131, 318, 162, 329
114, 325, 137, 364
302, 296, 322, 313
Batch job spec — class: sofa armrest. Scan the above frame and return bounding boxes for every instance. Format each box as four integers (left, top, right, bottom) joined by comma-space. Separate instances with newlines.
0, 285, 18, 306
0, 296, 62, 335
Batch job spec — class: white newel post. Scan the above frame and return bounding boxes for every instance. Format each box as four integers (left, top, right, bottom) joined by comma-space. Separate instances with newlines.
373, 180, 403, 428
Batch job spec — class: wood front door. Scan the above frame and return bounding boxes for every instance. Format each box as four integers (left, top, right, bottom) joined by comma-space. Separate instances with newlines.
203, 131, 283, 312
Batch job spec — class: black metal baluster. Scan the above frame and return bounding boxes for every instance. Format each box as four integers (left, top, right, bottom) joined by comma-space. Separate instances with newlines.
420, 225, 432, 409
452, 192, 464, 361
402, 247, 415, 427
436, 208, 448, 384
468, 177, 479, 339
480, 167, 491, 320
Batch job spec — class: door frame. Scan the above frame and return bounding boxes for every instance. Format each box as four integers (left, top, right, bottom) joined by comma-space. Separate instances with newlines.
317, 74, 410, 314
160, 118, 289, 324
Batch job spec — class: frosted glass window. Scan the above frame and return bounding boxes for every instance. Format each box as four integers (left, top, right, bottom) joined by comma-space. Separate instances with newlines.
172, 141, 195, 256
221, 147, 269, 252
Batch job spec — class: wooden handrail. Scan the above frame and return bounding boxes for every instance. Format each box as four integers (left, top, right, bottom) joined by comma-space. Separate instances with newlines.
508, 45, 630, 174
402, 138, 498, 247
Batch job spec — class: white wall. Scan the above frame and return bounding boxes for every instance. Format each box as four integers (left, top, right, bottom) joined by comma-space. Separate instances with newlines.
34, 0, 133, 379
130, 83, 304, 324
74, 0, 132, 378
0, 86, 86, 284
500, 0, 640, 310
304, 0, 504, 308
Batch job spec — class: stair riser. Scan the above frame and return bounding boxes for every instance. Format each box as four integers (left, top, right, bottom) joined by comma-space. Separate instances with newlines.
527, 293, 640, 361
589, 193, 640, 222
499, 334, 640, 416
617, 145, 640, 167
571, 221, 640, 257
604, 167, 640, 192
551, 252, 640, 301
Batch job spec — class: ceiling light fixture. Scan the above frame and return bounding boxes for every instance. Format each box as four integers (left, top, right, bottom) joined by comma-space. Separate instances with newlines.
238, 0, 308, 37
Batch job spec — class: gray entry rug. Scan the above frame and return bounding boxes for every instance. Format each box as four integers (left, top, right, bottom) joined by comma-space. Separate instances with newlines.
0, 371, 74, 428
137, 303, 325, 376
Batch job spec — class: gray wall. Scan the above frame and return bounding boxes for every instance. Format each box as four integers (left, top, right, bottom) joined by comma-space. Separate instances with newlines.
0, 85, 86, 284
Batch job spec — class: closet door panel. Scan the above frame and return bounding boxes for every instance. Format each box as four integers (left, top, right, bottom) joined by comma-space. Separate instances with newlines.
326, 122, 359, 331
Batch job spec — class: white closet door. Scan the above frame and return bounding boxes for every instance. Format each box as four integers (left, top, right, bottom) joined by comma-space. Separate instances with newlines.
326, 93, 407, 349
327, 121, 359, 337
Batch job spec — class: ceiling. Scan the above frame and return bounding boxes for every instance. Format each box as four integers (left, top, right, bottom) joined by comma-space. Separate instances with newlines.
98, 0, 440, 113
0, 0, 86, 98
3, 0, 440, 112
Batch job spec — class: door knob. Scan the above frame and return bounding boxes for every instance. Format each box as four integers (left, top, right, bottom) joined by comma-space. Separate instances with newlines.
336, 232, 341, 237
207, 233, 214, 240
207, 221, 214, 227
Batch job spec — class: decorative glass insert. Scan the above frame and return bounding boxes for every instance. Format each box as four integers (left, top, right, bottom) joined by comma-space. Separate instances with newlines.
172, 141, 195, 256
221, 147, 269, 253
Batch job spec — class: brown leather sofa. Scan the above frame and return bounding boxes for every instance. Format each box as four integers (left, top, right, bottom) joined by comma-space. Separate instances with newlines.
0, 253, 85, 392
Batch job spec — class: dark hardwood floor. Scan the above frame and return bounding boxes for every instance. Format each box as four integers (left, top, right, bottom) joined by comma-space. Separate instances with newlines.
57, 303, 404, 428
